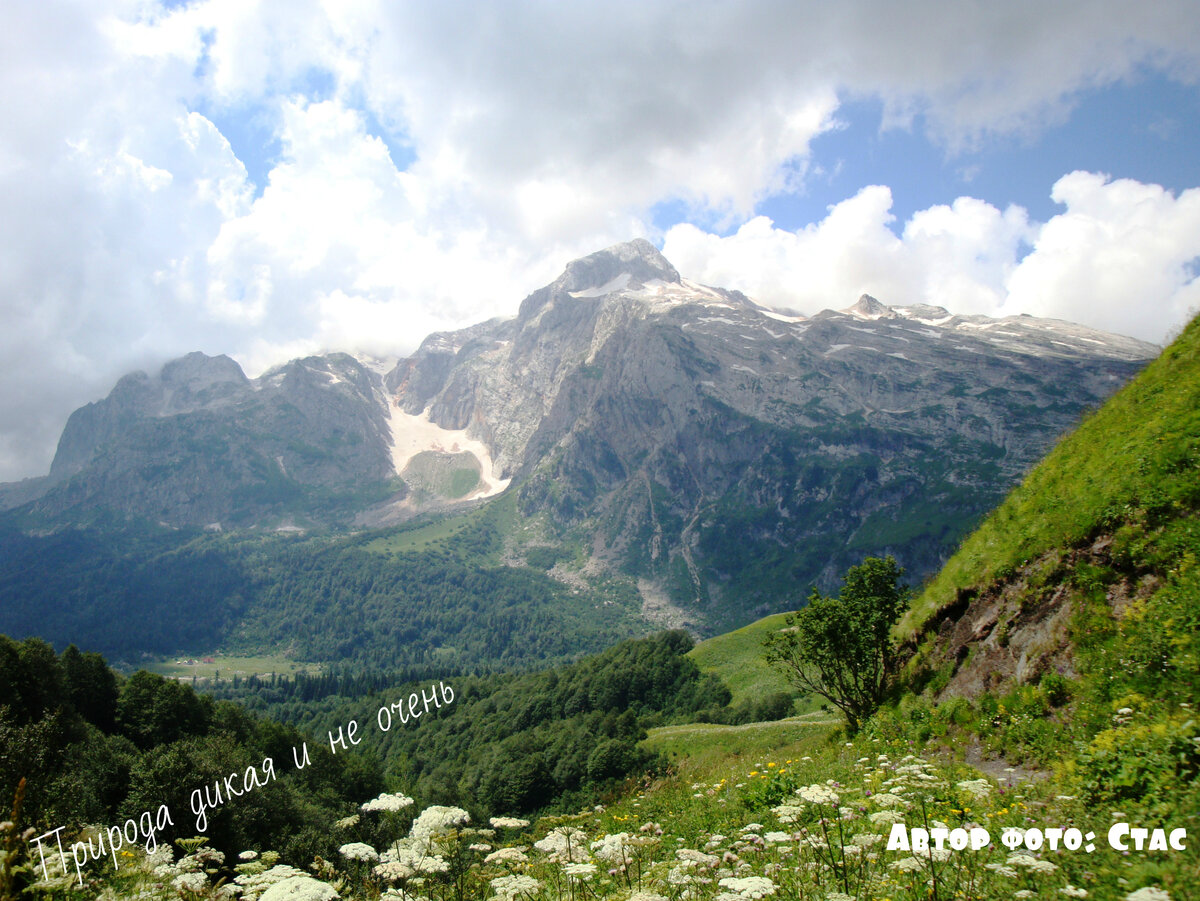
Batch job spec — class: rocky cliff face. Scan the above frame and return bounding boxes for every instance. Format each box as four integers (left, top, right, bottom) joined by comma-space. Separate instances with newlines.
373, 240, 1155, 626
25, 351, 398, 528
1, 240, 1159, 626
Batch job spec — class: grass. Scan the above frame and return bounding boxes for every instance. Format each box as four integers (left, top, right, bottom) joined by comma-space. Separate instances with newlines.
902, 313, 1200, 636
143, 653, 322, 682
642, 713, 837, 767
361, 508, 480, 554
361, 491, 525, 557
687, 612, 798, 706
446, 467, 481, 499
50, 714, 1191, 901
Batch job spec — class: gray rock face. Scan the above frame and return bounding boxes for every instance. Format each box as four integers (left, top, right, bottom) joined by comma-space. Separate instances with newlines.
1, 239, 1160, 625
379, 240, 1157, 625
27, 351, 398, 527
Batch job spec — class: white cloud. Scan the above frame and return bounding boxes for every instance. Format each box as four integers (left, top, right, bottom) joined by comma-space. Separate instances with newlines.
664, 173, 1200, 344
1005, 173, 1200, 338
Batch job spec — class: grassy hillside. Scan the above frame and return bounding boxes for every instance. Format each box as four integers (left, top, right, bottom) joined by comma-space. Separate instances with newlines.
686, 613, 795, 705
903, 315, 1200, 635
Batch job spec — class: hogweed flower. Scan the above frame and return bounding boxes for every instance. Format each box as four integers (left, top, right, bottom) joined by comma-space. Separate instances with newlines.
717, 875, 777, 899
338, 843, 379, 863
258, 875, 339, 901
489, 817, 530, 830
362, 793, 415, 814
490, 874, 540, 900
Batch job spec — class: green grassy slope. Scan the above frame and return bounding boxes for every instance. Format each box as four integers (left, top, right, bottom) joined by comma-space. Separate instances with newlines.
903, 315, 1200, 635
686, 612, 795, 705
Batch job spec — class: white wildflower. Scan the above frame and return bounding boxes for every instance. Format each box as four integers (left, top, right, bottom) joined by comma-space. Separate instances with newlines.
667, 864, 695, 886
485, 847, 529, 865
173, 872, 208, 894
771, 804, 805, 824
239, 851, 260, 861
591, 833, 631, 861
339, 843, 379, 863
1125, 889, 1171, 901
489, 817, 530, 829
259, 876, 339, 901
335, 815, 360, 829
1060, 887, 1088, 898
562, 862, 597, 879
956, 779, 992, 800
235, 865, 311, 901
490, 874, 540, 899
983, 864, 1018, 878
381, 890, 422, 901
374, 860, 410, 883
362, 793, 415, 813
718, 876, 776, 899
798, 784, 839, 805
534, 827, 589, 862
761, 832, 790, 844
676, 849, 719, 867
889, 857, 923, 872
411, 806, 470, 841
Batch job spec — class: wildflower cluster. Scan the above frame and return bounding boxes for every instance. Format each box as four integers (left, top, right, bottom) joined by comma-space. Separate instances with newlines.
44, 736, 1180, 901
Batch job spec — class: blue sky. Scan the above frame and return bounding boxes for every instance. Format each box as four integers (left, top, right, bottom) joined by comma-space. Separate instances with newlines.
755, 71, 1200, 235
0, 0, 1199, 481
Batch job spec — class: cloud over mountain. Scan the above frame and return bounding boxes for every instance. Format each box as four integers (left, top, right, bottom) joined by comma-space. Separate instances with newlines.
0, 0, 1198, 480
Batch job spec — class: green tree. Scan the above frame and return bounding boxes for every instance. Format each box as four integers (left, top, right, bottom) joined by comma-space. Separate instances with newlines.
764, 556, 910, 734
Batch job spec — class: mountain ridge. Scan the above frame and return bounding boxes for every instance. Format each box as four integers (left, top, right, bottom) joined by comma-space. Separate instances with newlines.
0, 239, 1161, 633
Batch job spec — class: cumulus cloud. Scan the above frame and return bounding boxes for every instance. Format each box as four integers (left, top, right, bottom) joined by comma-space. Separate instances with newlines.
1005, 173, 1200, 339
0, 0, 1199, 479
663, 173, 1200, 343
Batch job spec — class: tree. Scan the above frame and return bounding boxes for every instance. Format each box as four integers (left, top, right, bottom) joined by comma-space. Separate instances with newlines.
764, 556, 910, 734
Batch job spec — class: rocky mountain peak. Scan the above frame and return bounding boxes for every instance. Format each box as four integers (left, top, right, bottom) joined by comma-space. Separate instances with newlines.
160, 351, 248, 389
844, 294, 899, 320
557, 238, 681, 295
518, 239, 682, 320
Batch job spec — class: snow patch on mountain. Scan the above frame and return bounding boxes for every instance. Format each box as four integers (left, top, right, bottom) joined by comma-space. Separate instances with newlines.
387, 404, 510, 499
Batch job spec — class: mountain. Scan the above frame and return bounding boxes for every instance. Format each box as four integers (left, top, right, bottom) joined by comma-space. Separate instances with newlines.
10, 350, 397, 529
373, 239, 1156, 627
0, 239, 1159, 635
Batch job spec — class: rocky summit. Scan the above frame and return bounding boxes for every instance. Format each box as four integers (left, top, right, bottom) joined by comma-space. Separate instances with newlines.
0, 240, 1159, 628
